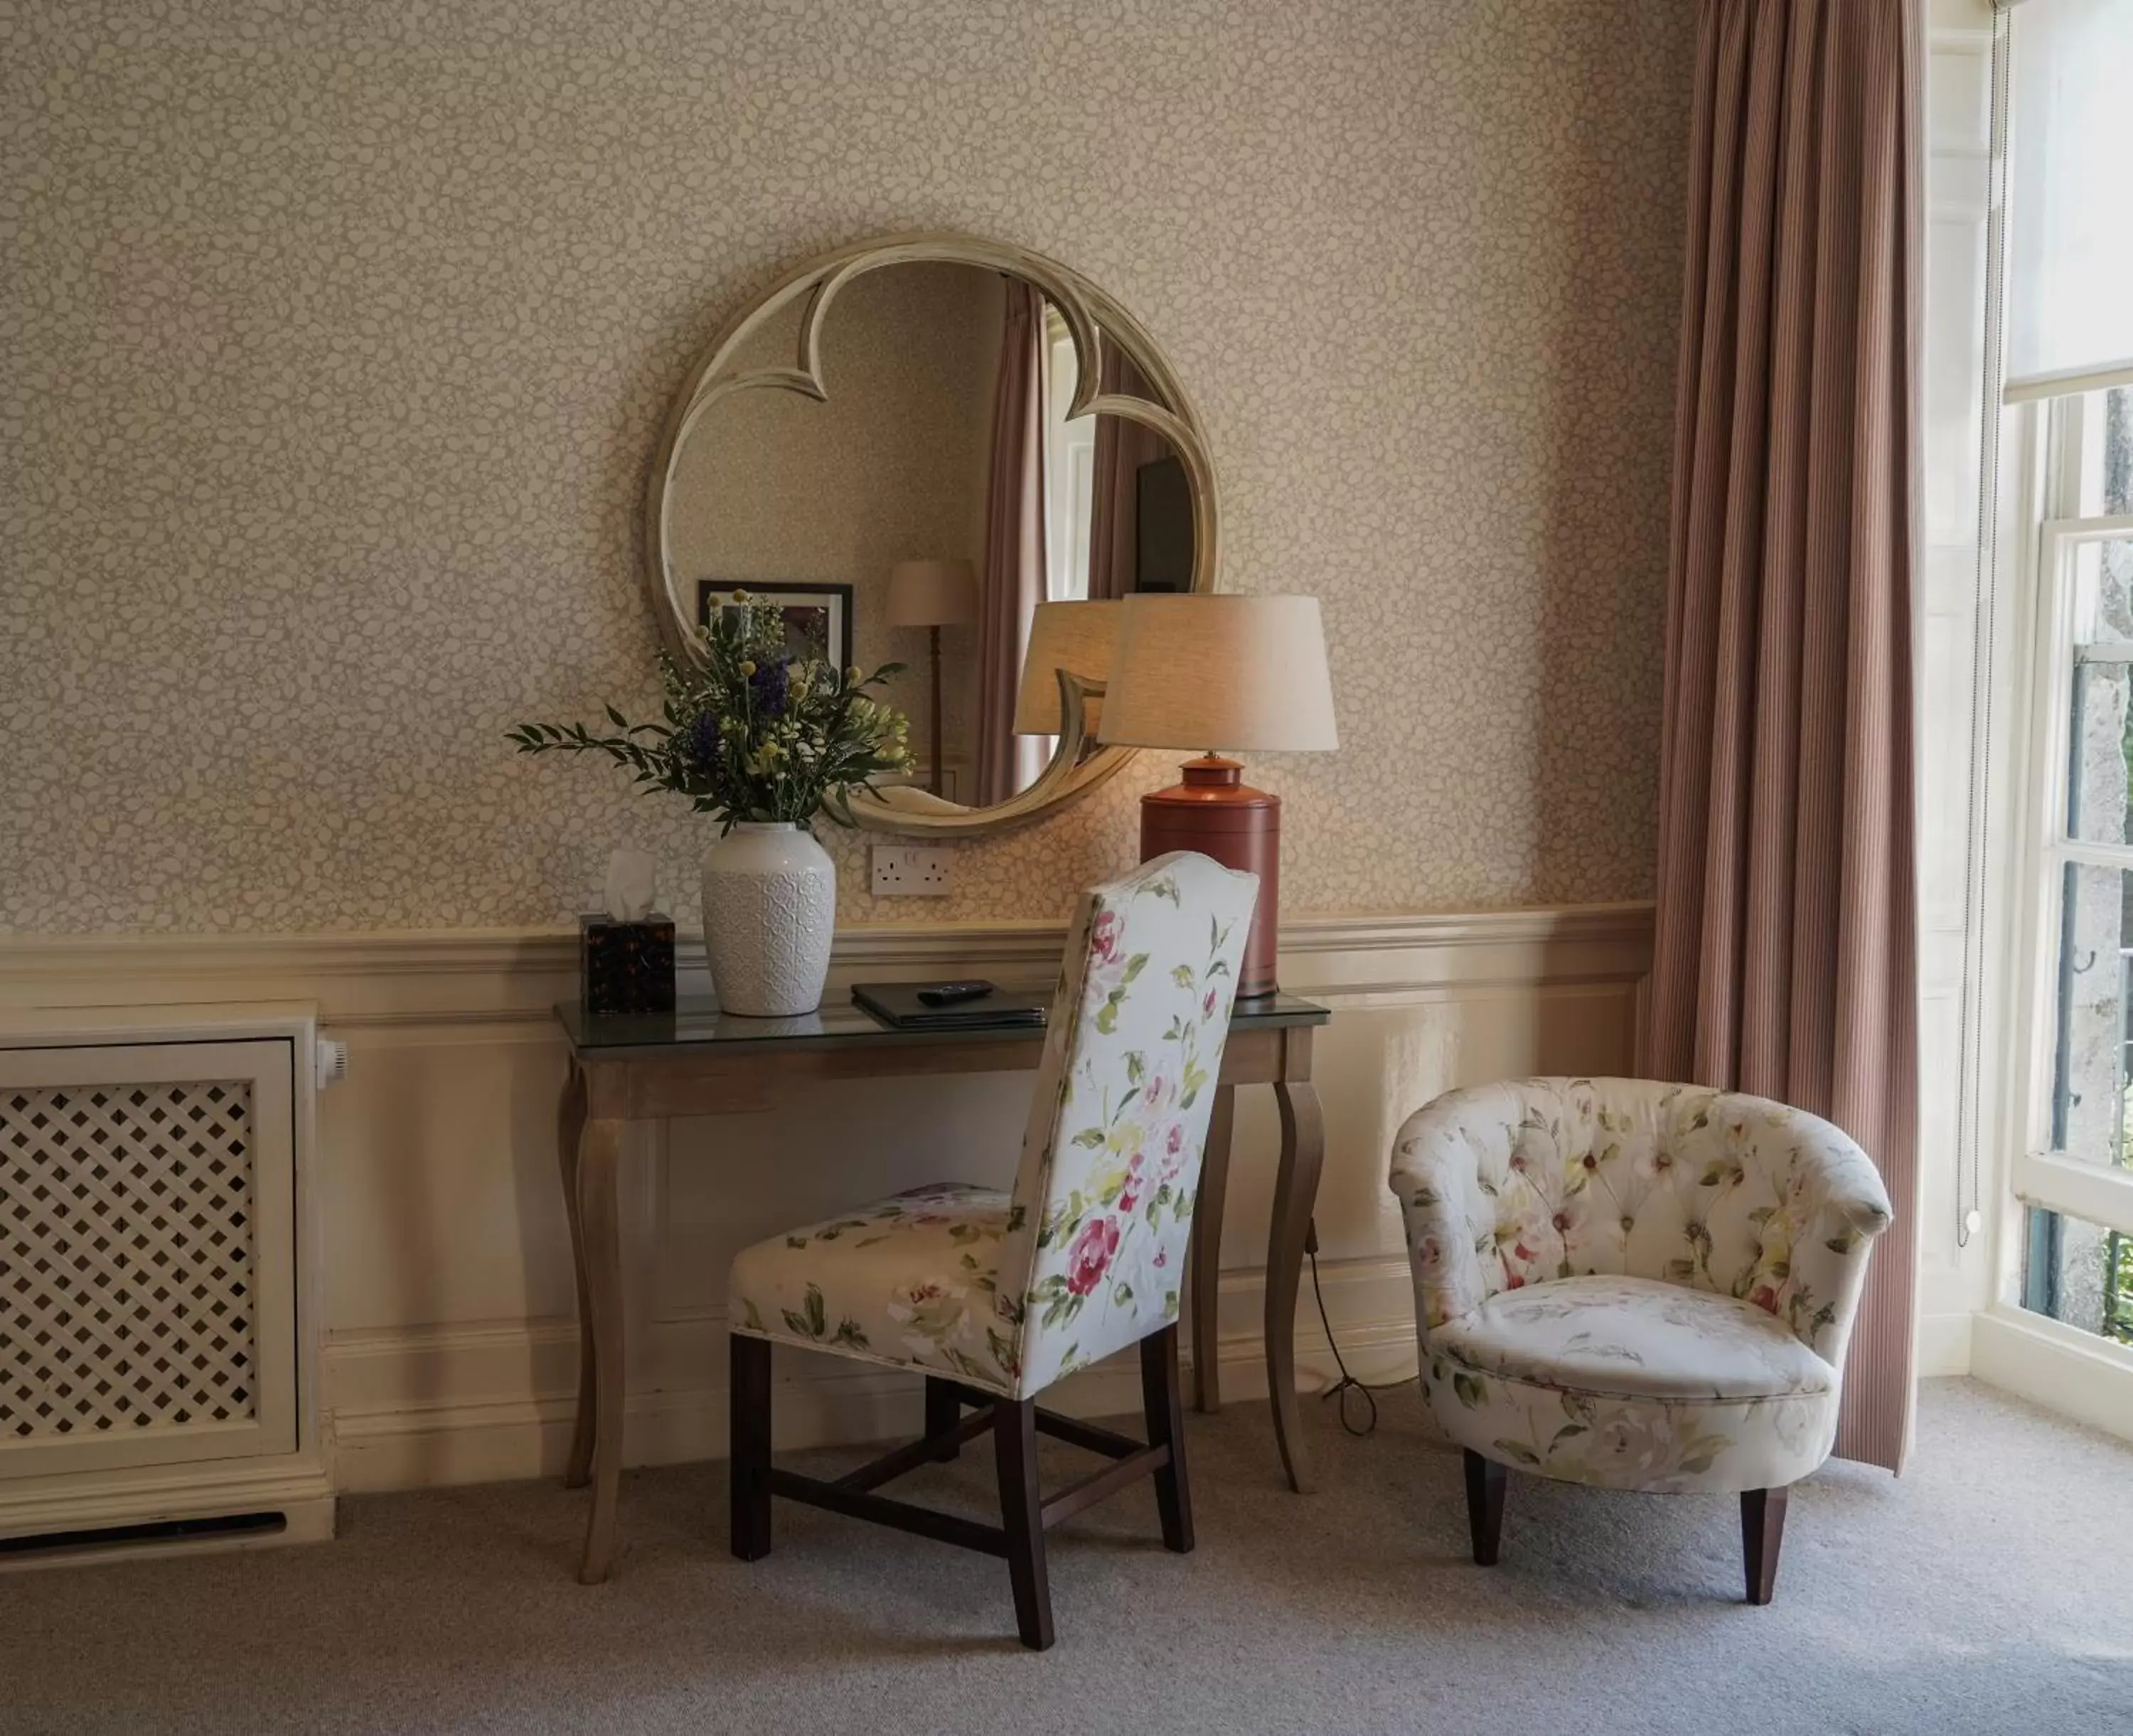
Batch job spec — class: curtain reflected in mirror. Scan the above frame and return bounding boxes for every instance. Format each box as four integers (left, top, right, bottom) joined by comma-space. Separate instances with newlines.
975, 281, 1049, 806
663, 259, 1194, 813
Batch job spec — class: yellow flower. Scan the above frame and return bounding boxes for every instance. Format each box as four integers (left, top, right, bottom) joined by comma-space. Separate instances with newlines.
739, 660, 757, 677
731, 587, 750, 602
845, 665, 862, 684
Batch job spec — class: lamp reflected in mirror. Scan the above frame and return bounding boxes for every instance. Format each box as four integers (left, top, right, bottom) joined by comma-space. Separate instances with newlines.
1013, 599, 1121, 759
887, 559, 978, 796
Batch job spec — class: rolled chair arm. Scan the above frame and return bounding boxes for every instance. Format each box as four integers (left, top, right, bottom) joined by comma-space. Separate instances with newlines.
1725, 1097, 1894, 1367
1387, 1082, 1529, 1339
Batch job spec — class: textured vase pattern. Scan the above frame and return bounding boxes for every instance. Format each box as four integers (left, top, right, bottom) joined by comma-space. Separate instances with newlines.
700, 823, 835, 1017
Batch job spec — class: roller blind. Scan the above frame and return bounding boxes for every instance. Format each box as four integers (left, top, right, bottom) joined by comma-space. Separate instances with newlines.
2002, 0, 2133, 401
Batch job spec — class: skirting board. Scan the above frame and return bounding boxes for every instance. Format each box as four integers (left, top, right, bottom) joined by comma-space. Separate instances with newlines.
1970, 1304, 2133, 1445
329, 1257, 1423, 1494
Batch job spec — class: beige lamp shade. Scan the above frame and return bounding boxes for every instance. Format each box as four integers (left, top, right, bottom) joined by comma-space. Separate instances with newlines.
886, 558, 978, 628
1012, 599, 1122, 735
1098, 594, 1339, 754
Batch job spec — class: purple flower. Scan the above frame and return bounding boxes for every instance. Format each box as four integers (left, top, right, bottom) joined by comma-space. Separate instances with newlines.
686, 714, 722, 772
750, 656, 790, 717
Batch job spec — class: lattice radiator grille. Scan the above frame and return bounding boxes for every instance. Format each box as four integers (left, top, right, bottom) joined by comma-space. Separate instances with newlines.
2, 1081, 257, 1442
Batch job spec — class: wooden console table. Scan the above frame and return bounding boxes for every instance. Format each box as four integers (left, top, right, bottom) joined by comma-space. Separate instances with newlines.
555, 989, 1330, 1583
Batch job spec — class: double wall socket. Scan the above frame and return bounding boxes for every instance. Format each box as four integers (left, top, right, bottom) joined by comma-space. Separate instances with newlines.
870, 844, 953, 897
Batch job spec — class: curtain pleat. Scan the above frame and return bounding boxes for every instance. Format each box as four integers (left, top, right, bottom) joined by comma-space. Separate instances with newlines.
1645, 0, 1921, 1472
975, 283, 1051, 807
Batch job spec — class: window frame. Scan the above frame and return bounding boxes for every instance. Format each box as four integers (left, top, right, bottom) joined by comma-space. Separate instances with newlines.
2005, 388, 2133, 1248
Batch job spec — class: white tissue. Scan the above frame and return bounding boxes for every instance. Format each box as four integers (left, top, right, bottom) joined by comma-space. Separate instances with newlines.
602, 848, 658, 923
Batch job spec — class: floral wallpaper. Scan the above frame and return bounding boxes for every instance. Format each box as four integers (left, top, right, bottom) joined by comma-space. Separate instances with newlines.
0, 0, 1692, 933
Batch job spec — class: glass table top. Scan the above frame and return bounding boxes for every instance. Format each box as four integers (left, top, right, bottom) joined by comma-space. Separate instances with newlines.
557, 986, 1330, 1059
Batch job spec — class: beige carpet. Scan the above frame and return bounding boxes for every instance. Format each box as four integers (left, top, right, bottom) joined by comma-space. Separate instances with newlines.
1, 1378, 2127, 1734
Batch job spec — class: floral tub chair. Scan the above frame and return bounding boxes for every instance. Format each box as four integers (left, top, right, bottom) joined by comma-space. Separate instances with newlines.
1388, 1077, 1893, 1603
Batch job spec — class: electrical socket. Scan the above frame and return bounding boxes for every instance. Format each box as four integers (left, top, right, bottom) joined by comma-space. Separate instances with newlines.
870, 844, 953, 897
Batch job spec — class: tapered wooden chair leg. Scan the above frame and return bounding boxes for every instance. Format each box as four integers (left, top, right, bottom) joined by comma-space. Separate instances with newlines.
1463, 1449, 1507, 1566
730, 1334, 774, 1562
1741, 1485, 1789, 1604
1140, 1324, 1194, 1553
993, 1396, 1054, 1651
924, 1376, 963, 1462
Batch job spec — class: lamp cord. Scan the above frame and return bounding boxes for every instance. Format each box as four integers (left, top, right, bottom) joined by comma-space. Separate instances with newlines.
1305, 1225, 1414, 1437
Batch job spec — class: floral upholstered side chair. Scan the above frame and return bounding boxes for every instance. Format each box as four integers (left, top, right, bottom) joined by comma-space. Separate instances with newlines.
1389, 1078, 1893, 1603
727, 852, 1258, 1650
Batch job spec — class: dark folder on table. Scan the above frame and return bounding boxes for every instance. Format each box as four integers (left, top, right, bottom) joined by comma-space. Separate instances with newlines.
850, 982, 1049, 1032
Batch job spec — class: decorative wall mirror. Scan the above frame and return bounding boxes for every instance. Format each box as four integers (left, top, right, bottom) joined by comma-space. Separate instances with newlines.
644, 232, 1219, 835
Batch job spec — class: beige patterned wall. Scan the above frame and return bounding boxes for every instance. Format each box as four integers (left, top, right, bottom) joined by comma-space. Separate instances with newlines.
0, 0, 1693, 934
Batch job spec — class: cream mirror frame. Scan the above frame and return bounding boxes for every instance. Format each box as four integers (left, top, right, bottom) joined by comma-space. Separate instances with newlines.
642, 232, 1219, 836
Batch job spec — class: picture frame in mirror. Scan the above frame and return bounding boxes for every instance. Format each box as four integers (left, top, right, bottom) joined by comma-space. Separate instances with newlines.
697, 582, 855, 673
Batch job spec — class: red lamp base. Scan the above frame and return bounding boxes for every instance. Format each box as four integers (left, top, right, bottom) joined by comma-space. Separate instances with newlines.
1138, 756, 1281, 1000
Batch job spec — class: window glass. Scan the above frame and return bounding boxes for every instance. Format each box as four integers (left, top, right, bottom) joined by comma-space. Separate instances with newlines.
2046, 864, 2133, 1165
2022, 1205, 2133, 1347
2065, 539, 2133, 845
2070, 386, 2133, 519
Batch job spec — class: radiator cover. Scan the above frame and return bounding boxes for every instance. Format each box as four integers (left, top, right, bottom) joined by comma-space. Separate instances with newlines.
0, 1019, 328, 1554
4, 1078, 261, 1443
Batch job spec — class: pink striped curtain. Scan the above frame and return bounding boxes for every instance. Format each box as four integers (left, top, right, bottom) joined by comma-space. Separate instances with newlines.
1643, 0, 1922, 1471
974, 282, 1052, 806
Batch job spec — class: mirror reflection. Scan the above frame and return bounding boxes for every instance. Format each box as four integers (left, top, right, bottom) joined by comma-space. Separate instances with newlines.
665, 261, 1194, 810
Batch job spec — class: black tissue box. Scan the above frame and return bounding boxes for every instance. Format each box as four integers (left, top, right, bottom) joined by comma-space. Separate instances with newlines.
579, 913, 676, 1014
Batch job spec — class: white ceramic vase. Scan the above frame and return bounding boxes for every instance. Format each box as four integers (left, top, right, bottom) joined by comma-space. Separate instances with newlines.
700, 822, 836, 1017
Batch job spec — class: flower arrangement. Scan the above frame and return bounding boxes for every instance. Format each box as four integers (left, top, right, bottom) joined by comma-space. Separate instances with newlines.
508, 594, 914, 830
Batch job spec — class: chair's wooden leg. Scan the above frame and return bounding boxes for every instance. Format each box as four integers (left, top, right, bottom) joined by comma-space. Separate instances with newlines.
993, 1397, 1054, 1651
925, 1376, 963, 1462
1140, 1324, 1194, 1554
1741, 1485, 1789, 1604
1463, 1449, 1507, 1566
730, 1334, 773, 1562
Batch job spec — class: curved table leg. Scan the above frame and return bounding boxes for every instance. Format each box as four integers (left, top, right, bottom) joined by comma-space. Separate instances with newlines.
1266, 1078, 1325, 1494
557, 1065, 595, 1489
574, 1116, 628, 1583
1189, 1085, 1236, 1414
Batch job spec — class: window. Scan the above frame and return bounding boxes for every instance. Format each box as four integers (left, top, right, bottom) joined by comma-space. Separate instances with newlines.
1042, 308, 1094, 601
1996, 0, 2133, 1345
2013, 391, 2133, 1335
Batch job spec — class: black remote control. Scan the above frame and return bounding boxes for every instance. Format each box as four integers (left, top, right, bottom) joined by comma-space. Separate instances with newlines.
917, 980, 995, 1007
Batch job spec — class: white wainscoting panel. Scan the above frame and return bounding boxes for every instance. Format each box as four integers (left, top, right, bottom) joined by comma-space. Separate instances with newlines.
6, 906, 1656, 1491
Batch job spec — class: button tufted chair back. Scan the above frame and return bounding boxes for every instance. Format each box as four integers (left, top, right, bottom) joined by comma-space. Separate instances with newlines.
1389, 1078, 1893, 1368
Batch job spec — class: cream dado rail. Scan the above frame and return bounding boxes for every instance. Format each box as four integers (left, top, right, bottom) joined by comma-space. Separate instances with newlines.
0, 905, 1654, 1495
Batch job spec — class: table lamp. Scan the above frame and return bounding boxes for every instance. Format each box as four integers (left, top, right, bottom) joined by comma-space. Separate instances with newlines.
1012, 599, 1121, 748
1098, 594, 1339, 1000
887, 559, 978, 795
